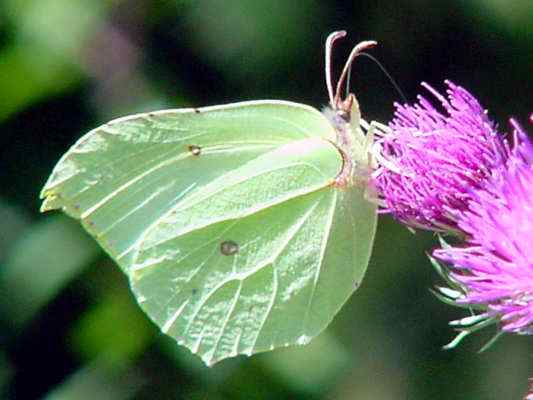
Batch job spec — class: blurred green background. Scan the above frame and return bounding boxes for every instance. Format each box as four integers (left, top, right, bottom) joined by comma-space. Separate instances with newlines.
1, 1, 531, 399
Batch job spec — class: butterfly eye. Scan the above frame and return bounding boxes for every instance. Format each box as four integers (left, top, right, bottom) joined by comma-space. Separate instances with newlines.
338, 109, 350, 122
188, 145, 202, 156
220, 240, 239, 256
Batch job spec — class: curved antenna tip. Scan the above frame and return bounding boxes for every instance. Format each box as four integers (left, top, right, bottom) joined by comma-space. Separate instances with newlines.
357, 40, 378, 51
333, 40, 379, 106
327, 30, 347, 40
325, 31, 349, 105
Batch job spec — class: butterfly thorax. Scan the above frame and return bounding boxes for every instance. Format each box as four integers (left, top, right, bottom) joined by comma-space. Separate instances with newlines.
323, 93, 372, 189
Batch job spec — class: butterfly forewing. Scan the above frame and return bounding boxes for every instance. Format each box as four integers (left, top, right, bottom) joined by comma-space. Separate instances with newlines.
40, 101, 338, 268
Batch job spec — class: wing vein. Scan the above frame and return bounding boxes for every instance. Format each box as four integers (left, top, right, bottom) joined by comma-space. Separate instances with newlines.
209, 280, 243, 363
174, 160, 320, 213
98, 181, 185, 237
162, 299, 190, 333
250, 265, 278, 353
248, 195, 325, 351
80, 152, 189, 218
182, 195, 321, 352
302, 189, 337, 334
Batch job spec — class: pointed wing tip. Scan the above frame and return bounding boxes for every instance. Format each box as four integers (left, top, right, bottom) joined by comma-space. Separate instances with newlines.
39, 195, 53, 213
39, 184, 50, 201
39, 191, 61, 213
39, 192, 79, 218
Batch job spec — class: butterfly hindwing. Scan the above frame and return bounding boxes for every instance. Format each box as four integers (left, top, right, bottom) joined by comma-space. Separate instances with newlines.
131, 184, 376, 365
131, 188, 336, 365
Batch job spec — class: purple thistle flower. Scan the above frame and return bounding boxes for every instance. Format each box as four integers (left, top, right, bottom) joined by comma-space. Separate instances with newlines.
434, 120, 533, 335
374, 80, 509, 232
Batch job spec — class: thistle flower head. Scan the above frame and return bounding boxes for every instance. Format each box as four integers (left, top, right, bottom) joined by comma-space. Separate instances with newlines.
434, 119, 533, 335
374, 80, 509, 232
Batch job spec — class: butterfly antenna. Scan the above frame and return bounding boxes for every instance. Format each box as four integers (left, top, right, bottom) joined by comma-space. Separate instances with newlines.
333, 40, 377, 107
345, 64, 352, 99
358, 52, 408, 103
325, 31, 347, 107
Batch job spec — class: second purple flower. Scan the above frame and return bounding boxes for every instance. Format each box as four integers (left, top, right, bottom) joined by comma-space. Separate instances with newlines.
434, 120, 533, 335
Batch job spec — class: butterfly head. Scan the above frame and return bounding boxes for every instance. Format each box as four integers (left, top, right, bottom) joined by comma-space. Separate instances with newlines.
323, 32, 378, 188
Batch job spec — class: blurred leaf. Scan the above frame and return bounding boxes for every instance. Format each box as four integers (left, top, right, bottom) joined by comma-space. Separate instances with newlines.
0, 199, 31, 263
0, 0, 108, 120
261, 331, 349, 394
466, 0, 533, 37
183, 0, 322, 81
70, 290, 152, 367
0, 215, 99, 327
0, 44, 80, 121
5, 0, 106, 58
184, 391, 226, 400
44, 357, 143, 400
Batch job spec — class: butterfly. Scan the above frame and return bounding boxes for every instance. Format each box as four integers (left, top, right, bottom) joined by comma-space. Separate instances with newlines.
40, 31, 381, 366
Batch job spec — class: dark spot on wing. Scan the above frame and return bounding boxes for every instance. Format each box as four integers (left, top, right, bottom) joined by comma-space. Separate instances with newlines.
220, 240, 239, 256
188, 145, 202, 156
193, 108, 200, 114
192, 288, 198, 295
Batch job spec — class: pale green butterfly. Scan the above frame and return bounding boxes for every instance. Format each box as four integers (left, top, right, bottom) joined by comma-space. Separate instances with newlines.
40, 31, 381, 366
